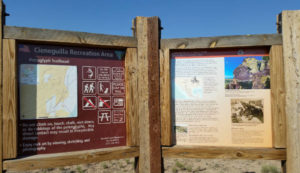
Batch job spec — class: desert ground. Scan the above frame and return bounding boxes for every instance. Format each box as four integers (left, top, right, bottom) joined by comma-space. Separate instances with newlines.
7, 158, 282, 173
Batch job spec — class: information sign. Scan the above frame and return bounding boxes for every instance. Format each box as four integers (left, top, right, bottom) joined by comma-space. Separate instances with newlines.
172, 48, 272, 147
18, 44, 126, 156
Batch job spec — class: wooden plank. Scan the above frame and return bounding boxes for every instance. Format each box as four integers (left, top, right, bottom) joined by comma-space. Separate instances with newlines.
4, 26, 137, 48
161, 34, 282, 49
160, 48, 172, 146
162, 146, 286, 160
3, 146, 139, 171
2, 39, 17, 159
125, 48, 139, 146
0, 0, 3, 171
135, 16, 161, 173
269, 45, 286, 148
281, 10, 300, 173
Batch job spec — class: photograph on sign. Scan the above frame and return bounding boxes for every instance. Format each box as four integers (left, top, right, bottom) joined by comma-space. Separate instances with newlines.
171, 48, 272, 148
17, 44, 126, 156
225, 56, 270, 89
231, 99, 264, 124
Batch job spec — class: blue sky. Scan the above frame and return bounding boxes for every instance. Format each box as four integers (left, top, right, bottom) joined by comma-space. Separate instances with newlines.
4, 0, 300, 38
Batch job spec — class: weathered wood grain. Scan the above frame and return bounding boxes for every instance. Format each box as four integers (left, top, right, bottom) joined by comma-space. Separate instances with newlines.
3, 146, 139, 171
135, 17, 151, 172
161, 34, 282, 49
135, 16, 162, 173
162, 146, 286, 160
125, 48, 139, 146
0, 0, 3, 171
4, 26, 137, 48
160, 48, 172, 146
269, 45, 286, 148
2, 39, 17, 159
281, 10, 300, 173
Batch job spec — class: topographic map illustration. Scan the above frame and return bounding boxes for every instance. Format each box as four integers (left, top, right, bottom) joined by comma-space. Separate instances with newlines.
19, 64, 77, 119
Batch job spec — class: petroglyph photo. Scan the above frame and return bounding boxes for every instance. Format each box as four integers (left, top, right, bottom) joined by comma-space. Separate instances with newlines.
231, 99, 264, 123
225, 56, 270, 89
175, 125, 188, 133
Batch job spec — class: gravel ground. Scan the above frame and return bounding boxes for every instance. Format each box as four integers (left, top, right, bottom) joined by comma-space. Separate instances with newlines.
7, 158, 282, 173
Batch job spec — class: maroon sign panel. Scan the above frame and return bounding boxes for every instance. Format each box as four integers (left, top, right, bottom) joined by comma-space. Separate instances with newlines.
17, 44, 126, 156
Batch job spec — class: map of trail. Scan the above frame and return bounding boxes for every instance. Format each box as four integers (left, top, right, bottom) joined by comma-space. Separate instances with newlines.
171, 58, 205, 100
19, 64, 78, 119
173, 77, 203, 100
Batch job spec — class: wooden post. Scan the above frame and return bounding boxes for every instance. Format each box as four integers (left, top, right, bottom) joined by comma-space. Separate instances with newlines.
125, 48, 139, 146
269, 45, 286, 148
134, 16, 162, 173
2, 39, 17, 159
281, 10, 300, 173
0, 0, 3, 171
160, 48, 172, 146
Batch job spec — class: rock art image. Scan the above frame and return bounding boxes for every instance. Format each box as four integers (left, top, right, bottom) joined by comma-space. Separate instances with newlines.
231, 99, 264, 124
225, 56, 270, 89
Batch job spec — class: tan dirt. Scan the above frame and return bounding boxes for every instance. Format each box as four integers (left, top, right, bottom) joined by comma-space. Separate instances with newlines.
6, 158, 282, 173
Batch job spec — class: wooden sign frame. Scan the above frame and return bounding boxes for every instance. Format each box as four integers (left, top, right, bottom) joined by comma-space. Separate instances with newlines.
160, 35, 287, 160
1, 26, 140, 171
2, 1, 300, 172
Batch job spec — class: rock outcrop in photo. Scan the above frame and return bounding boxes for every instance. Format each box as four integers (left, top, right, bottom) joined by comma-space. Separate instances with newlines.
225, 57, 270, 89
